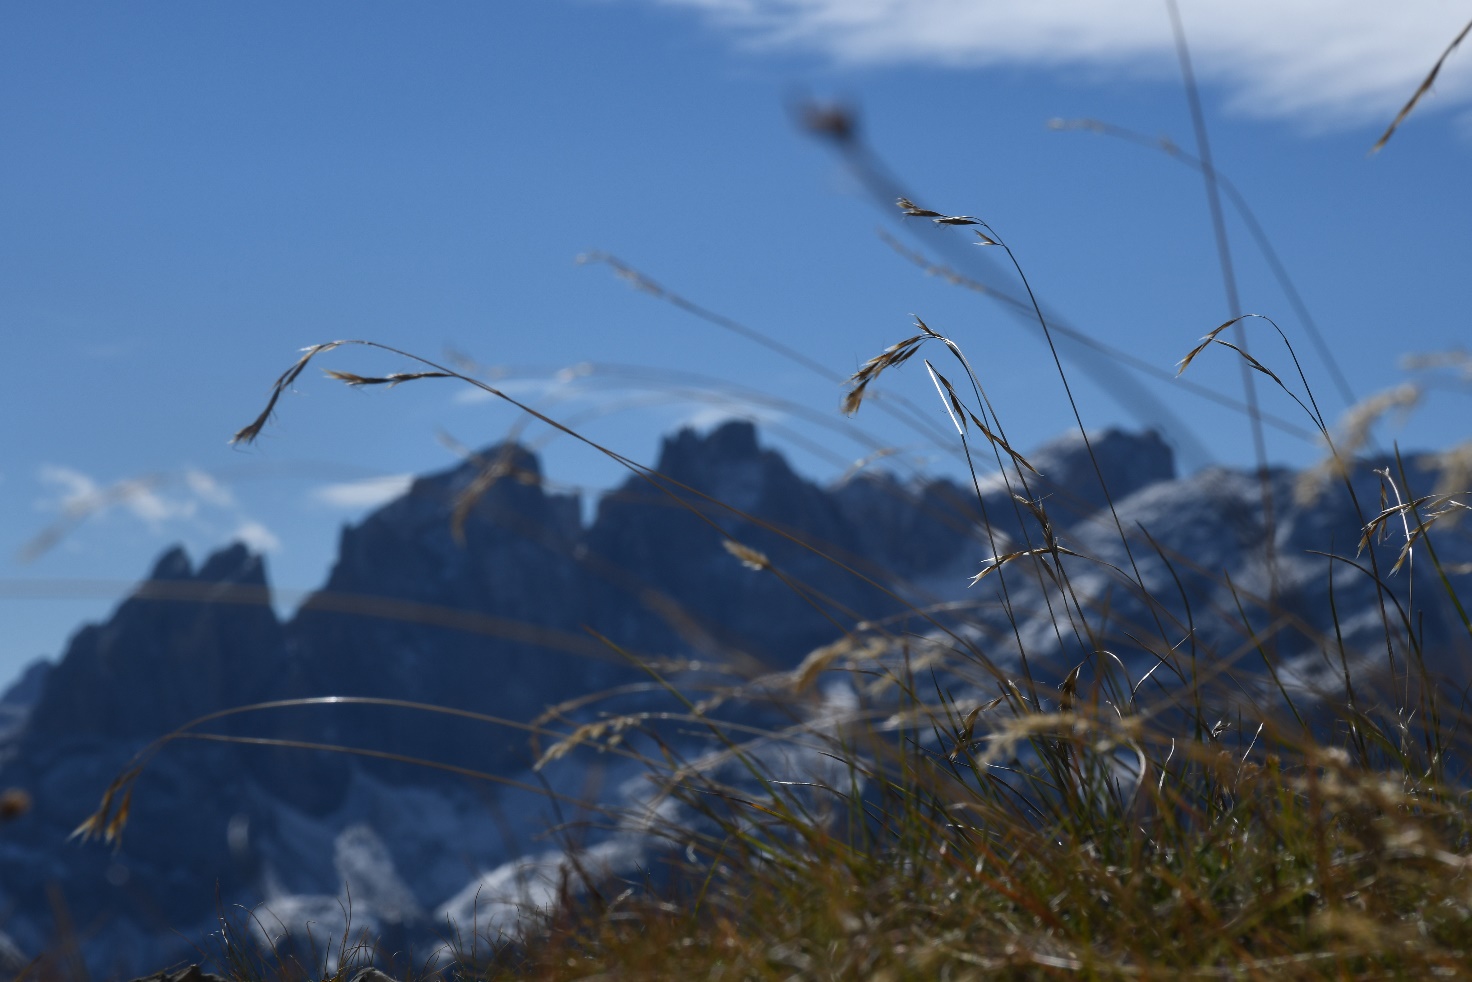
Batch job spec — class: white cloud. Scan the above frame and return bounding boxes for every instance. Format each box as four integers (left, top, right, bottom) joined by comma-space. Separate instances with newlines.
183, 468, 236, 508
311, 474, 414, 509
676, 404, 787, 432
37, 465, 99, 511
28, 465, 272, 561
37, 465, 195, 530
652, 0, 1472, 125
452, 371, 594, 406
232, 520, 283, 554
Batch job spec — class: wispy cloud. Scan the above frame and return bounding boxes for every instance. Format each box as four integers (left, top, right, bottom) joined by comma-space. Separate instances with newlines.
652, 0, 1472, 125
182, 469, 236, 508
311, 474, 415, 510
232, 520, 283, 554
676, 404, 787, 433
37, 465, 196, 530
25, 465, 272, 562
452, 367, 597, 406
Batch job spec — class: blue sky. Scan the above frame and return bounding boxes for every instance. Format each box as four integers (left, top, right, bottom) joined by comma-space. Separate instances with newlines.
3, 1, 1471, 687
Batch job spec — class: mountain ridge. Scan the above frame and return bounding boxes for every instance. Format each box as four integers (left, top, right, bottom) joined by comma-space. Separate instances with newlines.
4, 420, 1462, 976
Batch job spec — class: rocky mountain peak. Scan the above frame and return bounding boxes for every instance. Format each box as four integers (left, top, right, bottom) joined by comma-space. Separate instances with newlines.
195, 541, 268, 585
651, 420, 793, 514
22, 543, 286, 746
976, 427, 1175, 519
147, 544, 194, 581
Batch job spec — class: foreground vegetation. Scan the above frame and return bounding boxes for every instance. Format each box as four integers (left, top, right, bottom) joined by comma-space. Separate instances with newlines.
182, 240, 1472, 981
69, 33, 1472, 980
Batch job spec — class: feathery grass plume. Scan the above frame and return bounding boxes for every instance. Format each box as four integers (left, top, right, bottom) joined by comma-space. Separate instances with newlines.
833, 445, 902, 485
841, 322, 931, 415
1359, 493, 1471, 575
969, 545, 1081, 587
895, 196, 942, 218
1011, 492, 1053, 545
1401, 347, 1472, 379
791, 634, 889, 693
851, 324, 1039, 474
1175, 315, 1254, 376
534, 715, 641, 771
946, 695, 1006, 762
103, 784, 134, 845
1176, 311, 1327, 435
322, 369, 454, 387
895, 195, 979, 226
1383, 351, 1472, 500
70, 766, 140, 844
1177, 317, 1293, 388
230, 341, 346, 445
721, 538, 770, 572
1371, 17, 1472, 154
1296, 383, 1422, 504
1426, 439, 1472, 500
1057, 664, 1082, 713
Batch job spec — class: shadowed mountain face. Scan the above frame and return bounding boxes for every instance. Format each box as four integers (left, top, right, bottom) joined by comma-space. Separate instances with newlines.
1, 421, 1464, 975
23, 545, 287, 745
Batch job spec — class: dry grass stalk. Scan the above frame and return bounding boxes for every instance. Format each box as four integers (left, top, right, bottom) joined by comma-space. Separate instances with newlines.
322, 369, 453, 387
847, 324, 1037, 475
1426, 439, 1472, 499
1371, 17, 1472, 154
1175, 315, 1256, 375
721, 539, 771, 572
896, 195, 980, 227
1296, 383, 1421, 503
968, 545, 1081, 587
1360, 493, 1471, 574
841, 322, 932, 416
533, 715, 641, 771
450, 444, 543, 544
1176, 315, 1290, 391
895, 196, 942, 218
189, 154, 1472, 977
946, 695, 1006, 762
877, 228, 998, 297
230, 342, 346, 445
791, 634, 890, 693
1401, 348, 1472, 378
1057, 664, 1082, 713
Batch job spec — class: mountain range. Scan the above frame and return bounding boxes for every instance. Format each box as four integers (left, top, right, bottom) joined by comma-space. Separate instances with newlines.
0, 420, 1465, 977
